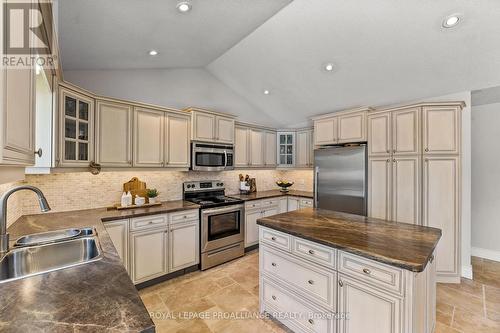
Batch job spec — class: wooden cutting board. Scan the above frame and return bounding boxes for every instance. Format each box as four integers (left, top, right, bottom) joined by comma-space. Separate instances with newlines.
123, 177, 147, 204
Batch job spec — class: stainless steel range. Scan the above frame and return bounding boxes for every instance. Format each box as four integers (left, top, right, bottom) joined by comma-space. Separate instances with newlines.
183, 181, 244, 270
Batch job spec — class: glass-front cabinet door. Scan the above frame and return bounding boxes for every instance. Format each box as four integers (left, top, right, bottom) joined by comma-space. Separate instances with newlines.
59, 86, 94, 166
277, 132, 295, 167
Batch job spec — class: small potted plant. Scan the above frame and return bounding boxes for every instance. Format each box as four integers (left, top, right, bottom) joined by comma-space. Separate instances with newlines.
146, 188, 159, 204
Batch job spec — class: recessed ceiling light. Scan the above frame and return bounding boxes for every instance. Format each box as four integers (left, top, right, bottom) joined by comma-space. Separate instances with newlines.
263, 90, 270, 95
324, 63, 335, 72
149, 50, 158, 56
442, 14, 461, 28
177, 1, 192, 13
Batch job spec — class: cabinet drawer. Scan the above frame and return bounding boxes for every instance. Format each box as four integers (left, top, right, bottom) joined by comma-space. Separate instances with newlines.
299, 198, 314, 208
262, 246, 336, 309
338, 251, 403, 296
130, 214, 168, 231
260, 227, 291, 251
292, 237, 336, 269
262, 277, 334, 333
261, 198, 279, 208
245, 200, 262, 210
170, 209, 199, 224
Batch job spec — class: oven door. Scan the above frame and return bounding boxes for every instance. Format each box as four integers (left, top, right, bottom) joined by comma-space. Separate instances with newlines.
201, 204, 244, 252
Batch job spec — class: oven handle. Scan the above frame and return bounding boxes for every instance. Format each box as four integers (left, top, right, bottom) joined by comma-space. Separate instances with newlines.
201, 204, 244, 216
224, 150, 228, 168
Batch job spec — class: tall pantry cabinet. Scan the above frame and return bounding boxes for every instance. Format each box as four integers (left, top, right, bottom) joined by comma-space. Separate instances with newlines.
367, 102, 464, 283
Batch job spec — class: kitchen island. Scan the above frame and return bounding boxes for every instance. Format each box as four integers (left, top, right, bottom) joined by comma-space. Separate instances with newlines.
257, 208, 441, 333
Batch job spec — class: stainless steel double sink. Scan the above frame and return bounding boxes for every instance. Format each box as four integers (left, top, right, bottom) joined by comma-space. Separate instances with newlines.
0, 227, 103, 283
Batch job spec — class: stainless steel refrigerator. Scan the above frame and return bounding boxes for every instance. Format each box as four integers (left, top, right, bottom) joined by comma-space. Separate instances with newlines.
313, 145, 367, 216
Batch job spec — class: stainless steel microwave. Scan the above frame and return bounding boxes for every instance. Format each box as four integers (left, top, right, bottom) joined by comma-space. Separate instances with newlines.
191, 142, 234, 171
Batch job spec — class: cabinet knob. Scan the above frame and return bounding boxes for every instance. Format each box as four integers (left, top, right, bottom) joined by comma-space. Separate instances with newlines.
308, 319, 314, 325
425, 148, 429, 152
34, 148, 43, 157
272, 295, 277, 300
386, 149, 390, 153
338, 280, 343, 287
393, 159, 396, 163
308, 249, 315, 255
308, 279, 314, 285
386, 159, 390, 163
271, 262, 277, 267
271, 236, 276, 241
362, 268, 371, 275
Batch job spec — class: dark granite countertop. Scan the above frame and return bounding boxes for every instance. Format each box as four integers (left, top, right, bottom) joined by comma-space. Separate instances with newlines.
257, 208, 441, 272
229, 190, 313, 201
0, 200, 199, 332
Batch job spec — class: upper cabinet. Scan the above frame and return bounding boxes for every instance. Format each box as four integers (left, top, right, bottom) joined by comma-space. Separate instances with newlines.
392, 107, 420, 155
249, 129, 264, 166
187, 108, 235, 144
95, 100, 133, 167
234, 125, 249, 167
313, 108, 369, 146
133, 107, 165, 167
165, 113, 190, 167
296, 129, 313, 168
264, 131, 277, 167
58, 86, 95, 167
234, 123, 276, 168
277, 132, 295, 167
422, 105, 461, 155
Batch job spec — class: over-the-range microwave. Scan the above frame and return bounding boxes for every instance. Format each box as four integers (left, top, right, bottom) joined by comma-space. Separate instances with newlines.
191, 142, 234, 171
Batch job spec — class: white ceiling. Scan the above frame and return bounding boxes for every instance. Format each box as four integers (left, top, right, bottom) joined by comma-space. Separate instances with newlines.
58, 0, 292, 70
208, 0, 500, 126
59, 0, 500, 127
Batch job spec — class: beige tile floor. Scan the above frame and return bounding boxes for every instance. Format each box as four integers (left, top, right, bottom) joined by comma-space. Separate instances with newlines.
139, 253, 500, 333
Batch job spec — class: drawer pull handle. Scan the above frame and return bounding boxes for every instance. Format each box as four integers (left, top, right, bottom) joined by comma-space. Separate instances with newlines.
271, 237, 276, 241
183, 215, 187, 218
308, 249, 315, 255
271, 262, 277, 267
308, 319, 314, 325
362, 268, 371, 275
148, 221, 153, 224
308, 280, 314, 285
339, 280, 343, 287
272, 295, 277, 300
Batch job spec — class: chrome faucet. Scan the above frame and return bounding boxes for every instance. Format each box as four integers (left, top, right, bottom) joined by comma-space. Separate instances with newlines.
0, 186, 51, 255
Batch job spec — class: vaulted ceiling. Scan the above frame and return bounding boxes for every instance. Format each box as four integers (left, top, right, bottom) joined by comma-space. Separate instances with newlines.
59, 0, 500, 127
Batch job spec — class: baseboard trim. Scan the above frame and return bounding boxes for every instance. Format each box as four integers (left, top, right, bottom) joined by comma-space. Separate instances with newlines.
461, 265, 473, 280
436, 276, 461, 284
472, 247, 500, 263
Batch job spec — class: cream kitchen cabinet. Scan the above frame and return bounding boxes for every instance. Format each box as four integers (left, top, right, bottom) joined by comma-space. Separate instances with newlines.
337, 273, 402, 333
299, 198, 314, 209
249, 129, 264, 166
169, 220, 199, 271
234, 126, 249, 167
95, 100, 133, 167
296, 129, 313, 168
245, 199, 280, 248
422, 105, 461, 155
58, 86, 95, 167
279, 197, 288, 213
129, 226, 169, 284
314, 117, 337, 145
264, 131, 277, 167
313, 108, 369, 146
188, 108, 235, 144
165, 113, 190, 167
368, 157, 392, 220
287, 196, 300, 211
367, 112, 391, 156
103, 219, 129, 272
133, 107, 164, 167
423, 156, 460, 283
338, 111, 367, 143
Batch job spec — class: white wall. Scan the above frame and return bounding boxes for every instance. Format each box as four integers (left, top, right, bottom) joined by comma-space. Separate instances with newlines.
471, 101, 500, 262
63, 68, 280, 127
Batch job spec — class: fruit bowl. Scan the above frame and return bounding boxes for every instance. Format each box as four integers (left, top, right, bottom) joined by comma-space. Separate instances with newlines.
276, 181, 294, 192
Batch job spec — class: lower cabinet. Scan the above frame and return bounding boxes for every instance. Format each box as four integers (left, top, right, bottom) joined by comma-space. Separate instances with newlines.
279, 197, 288, 213
103, 219, 129, 272
287, 197, 300, 211
130, 227, 169, 284
299, 198, 314, 209
245, 200, 280, 248
337, 274, 402, 333
169, 221, 199, 271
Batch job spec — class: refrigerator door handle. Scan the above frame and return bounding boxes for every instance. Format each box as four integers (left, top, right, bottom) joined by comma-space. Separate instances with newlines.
314, 166, 319, 207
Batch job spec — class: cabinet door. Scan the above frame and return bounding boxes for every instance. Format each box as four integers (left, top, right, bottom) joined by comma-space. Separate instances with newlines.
130, 228, 168, 284
264, 131, 277, 167
95, 101, 132, 167
392, 107, 420, 155
296, 130, 310, 167
169, 221, 199, 272
2, 67, 35, 165
368, 158, 392, 220
263, 207, 279, 218
422, 106, 460, 155
277, 132, 295, 167
368, 112, 391, 156
165, 114, 190, 167
279, 198, 288, 213
59, 87, 94, 167
215, 116, 234, 143
338, 274, 402, 333
133, 108, 164, 167
287, 197, 299, 211
245, 210, 262, 247
234, 126, 249, 167
314, 118, 337, 145
338, 111, 367, 143
192, 112, 215, 141
249, 129, 264, 166
392, 156, 420, 225
104, 219, 129, 271
423, 156, 460, 281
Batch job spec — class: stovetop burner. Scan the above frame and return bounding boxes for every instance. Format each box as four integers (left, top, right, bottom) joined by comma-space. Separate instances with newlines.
188, 196, 242, 208
183, 181, 243, 208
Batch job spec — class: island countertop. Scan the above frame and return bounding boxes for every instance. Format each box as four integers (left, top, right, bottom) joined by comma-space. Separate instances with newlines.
257, 208, 441, 272
0, 200, 199, 332
229, 189, 313, 201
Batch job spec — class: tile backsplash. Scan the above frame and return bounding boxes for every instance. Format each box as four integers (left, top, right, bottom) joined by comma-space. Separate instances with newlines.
2, 169, 313, 226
